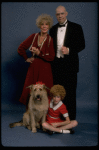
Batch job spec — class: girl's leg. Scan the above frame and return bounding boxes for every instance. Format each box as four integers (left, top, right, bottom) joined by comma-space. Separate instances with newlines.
42, 121, 78, 133
42, 122, 62, 133
58, 120, 78, 130
42, 122, 71, 133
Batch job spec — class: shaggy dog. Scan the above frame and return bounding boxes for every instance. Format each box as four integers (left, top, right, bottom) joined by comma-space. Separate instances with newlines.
9, 82, 49, 133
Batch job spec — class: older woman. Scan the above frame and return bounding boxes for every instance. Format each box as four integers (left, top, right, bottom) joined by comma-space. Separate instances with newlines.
18, 14, 55, 105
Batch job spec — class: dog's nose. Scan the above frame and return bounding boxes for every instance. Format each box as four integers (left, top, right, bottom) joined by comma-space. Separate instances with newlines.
36, 95, 40, 98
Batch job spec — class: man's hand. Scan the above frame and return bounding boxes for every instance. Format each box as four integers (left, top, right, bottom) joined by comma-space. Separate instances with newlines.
61, 46, 69, 55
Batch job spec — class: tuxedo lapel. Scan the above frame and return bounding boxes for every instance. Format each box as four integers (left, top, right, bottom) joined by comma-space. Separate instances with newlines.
63, 20, 70, 47
54, 24, 58, 53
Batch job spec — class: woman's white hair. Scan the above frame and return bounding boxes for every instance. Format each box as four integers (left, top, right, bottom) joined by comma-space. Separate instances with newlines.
36, 14, 53, 29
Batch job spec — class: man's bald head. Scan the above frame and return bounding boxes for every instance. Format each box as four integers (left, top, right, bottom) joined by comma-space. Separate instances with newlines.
56, 5, 68, 24
56, 5, 67, 13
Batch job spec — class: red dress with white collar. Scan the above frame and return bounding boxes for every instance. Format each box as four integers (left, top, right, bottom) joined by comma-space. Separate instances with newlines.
46, 99, 69, 124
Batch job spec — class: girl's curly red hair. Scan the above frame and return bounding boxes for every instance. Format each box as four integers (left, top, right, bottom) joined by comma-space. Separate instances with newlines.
50, 84, 66, 100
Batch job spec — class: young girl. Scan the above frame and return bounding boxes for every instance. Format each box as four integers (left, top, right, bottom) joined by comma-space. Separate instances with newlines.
42, 85, 78, 134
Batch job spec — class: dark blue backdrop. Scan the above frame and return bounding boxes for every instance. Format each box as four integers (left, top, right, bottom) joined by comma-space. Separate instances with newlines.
1, 2, 98, 106
1, 2, 98, 146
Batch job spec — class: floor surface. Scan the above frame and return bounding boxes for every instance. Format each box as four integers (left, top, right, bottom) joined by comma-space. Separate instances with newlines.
1, 99, 98, 147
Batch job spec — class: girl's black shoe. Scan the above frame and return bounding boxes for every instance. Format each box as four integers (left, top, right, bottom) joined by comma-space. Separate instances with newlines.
47, 130, 54, 135
69, 129, 75, 134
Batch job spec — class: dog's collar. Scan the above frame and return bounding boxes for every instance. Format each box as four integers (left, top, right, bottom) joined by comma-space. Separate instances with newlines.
50, 99, 63, 111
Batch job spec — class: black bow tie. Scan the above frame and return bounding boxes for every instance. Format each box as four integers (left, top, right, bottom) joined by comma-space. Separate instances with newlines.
58, 21, 67, 28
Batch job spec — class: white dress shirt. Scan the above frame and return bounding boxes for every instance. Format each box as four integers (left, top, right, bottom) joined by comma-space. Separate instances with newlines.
57, 20, 68, 58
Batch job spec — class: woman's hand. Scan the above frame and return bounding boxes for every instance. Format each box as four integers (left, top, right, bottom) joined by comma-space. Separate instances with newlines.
30, 47, 40, 55
26, 57, 34, 63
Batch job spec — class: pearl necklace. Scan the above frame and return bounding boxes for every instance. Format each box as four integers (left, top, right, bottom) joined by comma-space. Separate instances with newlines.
38, 35, 47, 50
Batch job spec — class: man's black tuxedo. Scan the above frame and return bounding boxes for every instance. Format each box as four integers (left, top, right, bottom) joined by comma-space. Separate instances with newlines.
49, 20, 85, 120
49, 20, 85, 73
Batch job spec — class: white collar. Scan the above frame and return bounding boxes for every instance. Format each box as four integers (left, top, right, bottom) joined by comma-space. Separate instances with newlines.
50, 99, 63, 110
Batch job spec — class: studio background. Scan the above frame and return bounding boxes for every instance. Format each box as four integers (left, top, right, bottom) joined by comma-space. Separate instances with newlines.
1, 2, 98, 146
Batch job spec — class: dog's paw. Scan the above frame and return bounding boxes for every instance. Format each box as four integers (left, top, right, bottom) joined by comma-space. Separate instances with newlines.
36, 122, 40, 129
32, 128, 37, 133
27, 125, 32, 130
9, 123, 14, 128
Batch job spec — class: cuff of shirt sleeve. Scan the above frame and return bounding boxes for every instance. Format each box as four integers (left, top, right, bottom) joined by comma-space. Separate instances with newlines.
67, 47, 70, 55
63, 113, 69, 118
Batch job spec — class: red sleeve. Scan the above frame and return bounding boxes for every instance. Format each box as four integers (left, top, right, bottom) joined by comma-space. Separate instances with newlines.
60, 104, 69, 118
38, 38, 55, 61
17, 34, 35, 60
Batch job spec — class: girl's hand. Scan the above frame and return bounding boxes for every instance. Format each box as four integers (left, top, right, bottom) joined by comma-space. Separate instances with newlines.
26, 57, 34, 63
51, 123, 59, 128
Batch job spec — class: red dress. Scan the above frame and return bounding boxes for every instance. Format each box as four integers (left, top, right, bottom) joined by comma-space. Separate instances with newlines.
46, 99, 69, 124
18, 33, 55, 105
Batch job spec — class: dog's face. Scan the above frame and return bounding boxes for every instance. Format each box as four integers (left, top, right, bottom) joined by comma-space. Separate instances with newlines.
33, 84, 45, 101
27, 84, 49, 102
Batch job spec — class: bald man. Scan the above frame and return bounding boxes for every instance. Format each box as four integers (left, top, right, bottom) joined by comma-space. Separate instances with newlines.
49, 5, 85, 120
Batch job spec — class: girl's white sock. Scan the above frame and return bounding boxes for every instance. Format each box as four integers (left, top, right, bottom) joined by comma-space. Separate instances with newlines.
60, 129, 70, 133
